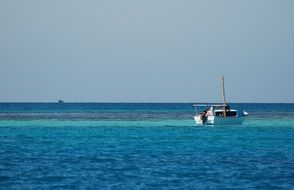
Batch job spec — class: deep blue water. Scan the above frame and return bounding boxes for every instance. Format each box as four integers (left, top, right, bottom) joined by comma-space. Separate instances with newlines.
0, 103, 294, 189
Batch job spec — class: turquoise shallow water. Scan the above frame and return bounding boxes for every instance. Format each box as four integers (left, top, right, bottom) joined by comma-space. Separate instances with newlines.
0, 103, 294, 189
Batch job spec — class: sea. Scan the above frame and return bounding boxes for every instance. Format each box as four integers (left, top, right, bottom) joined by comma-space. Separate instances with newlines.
0, 103, 293, 190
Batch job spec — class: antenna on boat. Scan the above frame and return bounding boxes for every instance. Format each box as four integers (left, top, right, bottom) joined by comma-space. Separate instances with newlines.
221, 76, 227, 117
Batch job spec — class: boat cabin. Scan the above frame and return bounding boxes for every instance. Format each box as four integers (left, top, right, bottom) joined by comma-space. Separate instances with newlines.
214, 110, 238, 117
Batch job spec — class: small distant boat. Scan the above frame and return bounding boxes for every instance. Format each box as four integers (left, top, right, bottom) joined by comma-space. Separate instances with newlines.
58, 100, 64, 104
193, 77, 248, 125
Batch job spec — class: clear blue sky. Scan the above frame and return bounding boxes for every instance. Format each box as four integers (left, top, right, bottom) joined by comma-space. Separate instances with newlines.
0, 0, 293, 103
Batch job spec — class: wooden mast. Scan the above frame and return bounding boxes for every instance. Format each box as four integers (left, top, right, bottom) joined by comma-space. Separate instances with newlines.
221, 76, 227, 117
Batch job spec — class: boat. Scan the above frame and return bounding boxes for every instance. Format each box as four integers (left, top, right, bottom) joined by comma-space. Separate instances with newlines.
58, 100, 64, 103
193, 104, 248, 125
193, 77, 248, 125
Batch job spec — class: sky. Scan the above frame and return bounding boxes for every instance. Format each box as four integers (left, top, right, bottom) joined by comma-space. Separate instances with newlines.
0, 0, 293, 103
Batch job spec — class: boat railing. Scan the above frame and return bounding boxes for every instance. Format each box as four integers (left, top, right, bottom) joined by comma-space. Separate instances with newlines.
193, 104, 211, 115
193, 104, 230, 115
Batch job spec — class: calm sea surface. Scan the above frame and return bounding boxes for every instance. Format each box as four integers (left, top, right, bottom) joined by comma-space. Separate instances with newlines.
0, 103, 294, 189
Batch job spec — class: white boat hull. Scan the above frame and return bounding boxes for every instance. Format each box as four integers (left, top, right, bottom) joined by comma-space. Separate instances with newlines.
194, 115, 246, 125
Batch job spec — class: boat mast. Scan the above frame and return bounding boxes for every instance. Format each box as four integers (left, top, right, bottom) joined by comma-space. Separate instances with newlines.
221, 76, 227, 117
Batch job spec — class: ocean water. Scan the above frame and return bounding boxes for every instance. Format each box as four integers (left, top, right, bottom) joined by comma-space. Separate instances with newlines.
0, 103, 294, 189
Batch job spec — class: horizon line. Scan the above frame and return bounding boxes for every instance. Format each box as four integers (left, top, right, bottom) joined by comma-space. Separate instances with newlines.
0, 101, 293, 104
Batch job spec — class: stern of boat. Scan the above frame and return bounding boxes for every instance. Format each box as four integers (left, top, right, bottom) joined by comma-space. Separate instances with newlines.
194, 115, 204, 125
194, 115, 215, 125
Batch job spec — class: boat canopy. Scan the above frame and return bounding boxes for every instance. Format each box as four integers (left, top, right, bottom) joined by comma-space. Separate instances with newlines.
193, 104, 228, 107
